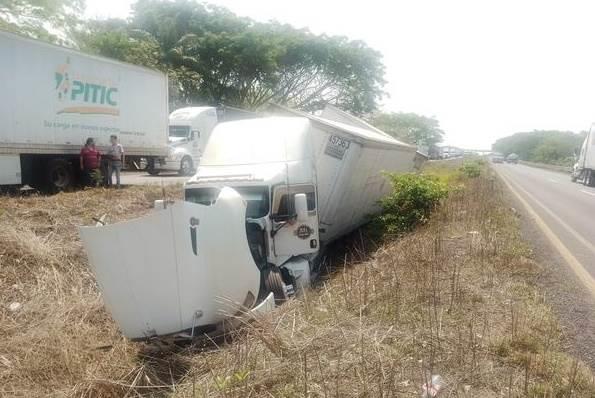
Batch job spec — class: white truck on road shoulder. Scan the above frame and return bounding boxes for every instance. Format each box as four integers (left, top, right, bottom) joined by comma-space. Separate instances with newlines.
80, 107, 421, 340
572, 127, 595, 186
148, 107, 218, 176
0, 31, 168, 191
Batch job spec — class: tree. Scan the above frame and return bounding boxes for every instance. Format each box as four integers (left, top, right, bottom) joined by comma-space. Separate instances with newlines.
0, 0, 84, 45
82, 20, 162, 69
368, 111, 445, 147
492, 130, 586, 166
83, 0, 386, 114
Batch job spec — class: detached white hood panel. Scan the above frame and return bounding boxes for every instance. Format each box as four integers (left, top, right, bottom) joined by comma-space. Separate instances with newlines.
79, 188, 261, 339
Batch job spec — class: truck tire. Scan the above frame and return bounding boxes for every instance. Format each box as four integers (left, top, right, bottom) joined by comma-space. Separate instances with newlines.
263, 267, 288, 305
46, 159, 73, 192
179, 156, 193, 176
146, 158, 160, 175
583, 170, 592, 187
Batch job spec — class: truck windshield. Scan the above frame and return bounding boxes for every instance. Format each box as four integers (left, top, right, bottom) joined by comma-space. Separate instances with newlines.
185, 186, 269, 218
169, 125, 190, 138
201, 119, 308, 165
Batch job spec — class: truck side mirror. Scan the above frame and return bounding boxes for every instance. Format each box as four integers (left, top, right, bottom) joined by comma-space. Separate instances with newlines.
295, 193, 308, 222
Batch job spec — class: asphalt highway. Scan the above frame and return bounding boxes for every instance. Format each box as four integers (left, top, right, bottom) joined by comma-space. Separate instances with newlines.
495, 163, 595, 295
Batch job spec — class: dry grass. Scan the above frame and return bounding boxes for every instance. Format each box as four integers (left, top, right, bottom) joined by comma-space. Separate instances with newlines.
0, 167, 593, 397
0, 185, 182, 397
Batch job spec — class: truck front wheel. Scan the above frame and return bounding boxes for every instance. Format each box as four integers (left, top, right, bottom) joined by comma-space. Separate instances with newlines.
583, 170, 593, 187
263, 268, 288, 305
46, 159, 74, 192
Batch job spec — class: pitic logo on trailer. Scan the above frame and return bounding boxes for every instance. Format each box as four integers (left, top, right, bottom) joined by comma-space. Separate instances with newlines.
54, 57, 120, 116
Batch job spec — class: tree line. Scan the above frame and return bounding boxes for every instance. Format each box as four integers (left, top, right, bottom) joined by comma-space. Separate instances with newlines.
1, 0, 444, 147
492, 130, 586, 166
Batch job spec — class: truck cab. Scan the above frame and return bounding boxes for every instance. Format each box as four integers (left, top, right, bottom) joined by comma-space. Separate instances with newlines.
183, 117, 319, 299
572, 130, 593, 185
148, 107, 218, 176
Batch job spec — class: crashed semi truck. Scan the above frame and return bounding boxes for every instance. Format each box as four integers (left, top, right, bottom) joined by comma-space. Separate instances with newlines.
80, 107, 420, 340
572, 125, 595, 186
0, 31, 168, 190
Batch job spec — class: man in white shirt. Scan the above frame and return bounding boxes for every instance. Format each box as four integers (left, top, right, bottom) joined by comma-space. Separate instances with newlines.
107, 134, 125, 188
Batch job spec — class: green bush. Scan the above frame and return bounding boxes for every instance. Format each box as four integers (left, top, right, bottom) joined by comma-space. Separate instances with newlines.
459, 160, 482, 178
372, 173, 448, 235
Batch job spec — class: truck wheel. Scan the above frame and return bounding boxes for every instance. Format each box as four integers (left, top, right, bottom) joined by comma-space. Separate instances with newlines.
263, 267, 288, 305
584, 170, 592, 186
179, 156, 193, 176
146, 158, 160, 175
46, 159, 73, 191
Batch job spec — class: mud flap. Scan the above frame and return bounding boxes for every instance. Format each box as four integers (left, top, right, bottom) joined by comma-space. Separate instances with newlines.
79, 187, 261, 339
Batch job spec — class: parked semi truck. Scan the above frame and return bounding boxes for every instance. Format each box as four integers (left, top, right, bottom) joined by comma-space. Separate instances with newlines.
80, 107, 420, 339
0, 31, 169, 190
146, 107, 217, 176
572, 126, 595, 186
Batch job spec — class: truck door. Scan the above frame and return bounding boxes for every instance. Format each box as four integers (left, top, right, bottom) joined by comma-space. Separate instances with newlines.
271, 184, 319, 257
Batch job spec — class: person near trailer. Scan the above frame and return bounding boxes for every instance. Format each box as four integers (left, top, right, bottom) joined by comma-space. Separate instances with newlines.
100, 156, 110, 187
79, 137, 101, 187
107, 134, 125, 189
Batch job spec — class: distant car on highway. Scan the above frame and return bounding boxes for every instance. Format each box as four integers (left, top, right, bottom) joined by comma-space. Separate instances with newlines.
506, 153, 519, 164
491, 153, 505, 163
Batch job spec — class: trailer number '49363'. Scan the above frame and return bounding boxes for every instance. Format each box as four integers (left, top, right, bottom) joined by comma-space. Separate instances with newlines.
324, 135, 351, 160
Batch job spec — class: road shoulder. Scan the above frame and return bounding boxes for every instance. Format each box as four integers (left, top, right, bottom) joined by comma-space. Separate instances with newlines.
497, 168, 595, 367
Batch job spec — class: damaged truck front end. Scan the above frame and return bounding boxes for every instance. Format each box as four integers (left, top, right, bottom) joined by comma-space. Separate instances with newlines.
79, 187, 274, 340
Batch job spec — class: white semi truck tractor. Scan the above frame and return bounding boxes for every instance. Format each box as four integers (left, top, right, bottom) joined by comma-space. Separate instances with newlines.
79, 107, 420, 340
572, 126, 595, 186
0, 31, 169, 191
147, 107, 218, 176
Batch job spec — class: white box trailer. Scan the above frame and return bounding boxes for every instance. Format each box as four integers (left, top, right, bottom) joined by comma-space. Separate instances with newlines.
572, 126, 595, 185
80, 107, 421, 339
0, 31, 168, 190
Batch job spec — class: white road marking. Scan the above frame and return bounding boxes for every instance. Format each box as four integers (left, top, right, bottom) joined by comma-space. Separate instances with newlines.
548, 178, 560, 183
580, 190, 595, 197
497, 169, 595, 299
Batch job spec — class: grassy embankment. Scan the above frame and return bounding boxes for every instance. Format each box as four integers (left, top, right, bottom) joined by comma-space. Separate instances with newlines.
1, 161, 594, 397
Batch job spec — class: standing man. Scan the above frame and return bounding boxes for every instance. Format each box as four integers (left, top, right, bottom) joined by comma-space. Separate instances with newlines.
107, 134, 124, 189
79, 137, 101, 187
